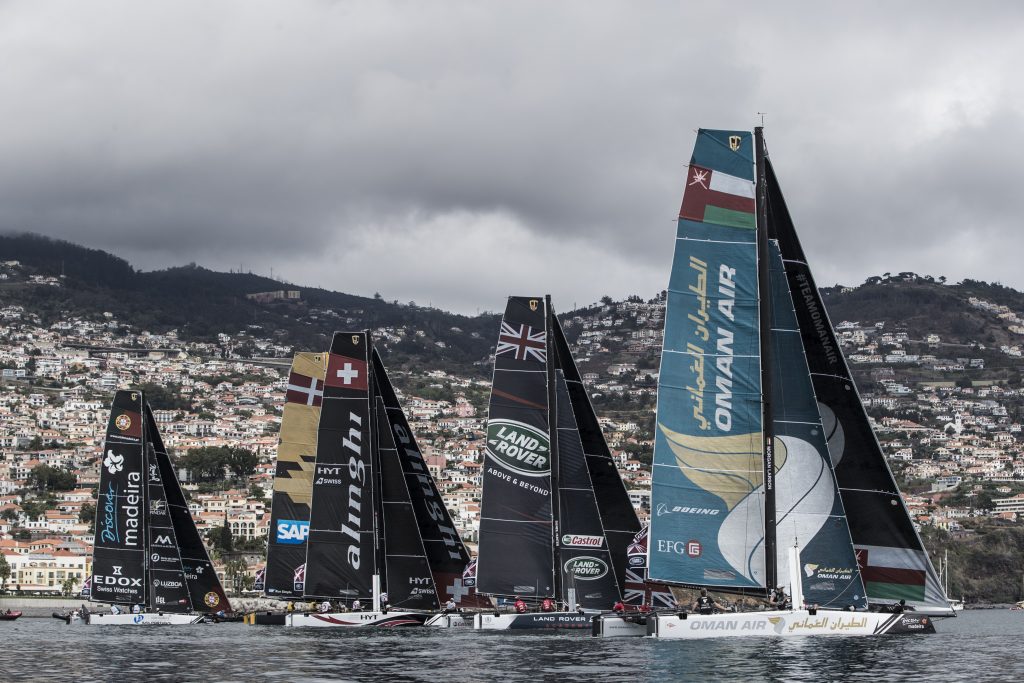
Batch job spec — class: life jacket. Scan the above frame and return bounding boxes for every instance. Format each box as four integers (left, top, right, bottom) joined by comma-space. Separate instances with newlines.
514, 600, 527, 614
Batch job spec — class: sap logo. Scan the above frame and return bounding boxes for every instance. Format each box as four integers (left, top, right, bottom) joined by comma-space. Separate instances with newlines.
276, 519, 310, 544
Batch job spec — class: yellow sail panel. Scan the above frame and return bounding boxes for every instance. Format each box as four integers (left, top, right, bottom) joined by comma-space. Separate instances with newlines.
659, 424, 787, 511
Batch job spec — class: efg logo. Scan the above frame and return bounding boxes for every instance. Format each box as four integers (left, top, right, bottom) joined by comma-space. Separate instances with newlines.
276, 519, 309, 544
486, 419, 550, 477
563, 556, 609, 581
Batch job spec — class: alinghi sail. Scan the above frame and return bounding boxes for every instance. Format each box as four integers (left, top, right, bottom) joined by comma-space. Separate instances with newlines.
476, 296, 631, 612
294, 331, 475, 626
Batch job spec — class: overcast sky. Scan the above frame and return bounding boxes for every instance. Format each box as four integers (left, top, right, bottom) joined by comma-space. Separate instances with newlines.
2, 1, 1022, 313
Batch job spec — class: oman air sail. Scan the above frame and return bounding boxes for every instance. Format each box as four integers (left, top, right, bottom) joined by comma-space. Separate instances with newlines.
643, 128, 947, 640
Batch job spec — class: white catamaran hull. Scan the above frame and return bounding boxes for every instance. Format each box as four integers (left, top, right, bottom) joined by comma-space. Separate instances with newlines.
286, 611, 428, 628
647, 609, 936, 639
592, 613, 650, 637
473, 611, 593, 632
87, 612, 205, 626
424, 612, 470, 628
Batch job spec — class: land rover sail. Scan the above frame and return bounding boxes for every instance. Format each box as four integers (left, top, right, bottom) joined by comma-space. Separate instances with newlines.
88, 389, 231, 625
473, 296, 642, 632
644, 128, 947, 639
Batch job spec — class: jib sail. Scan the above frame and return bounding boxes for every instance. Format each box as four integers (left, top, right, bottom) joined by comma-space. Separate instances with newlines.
765, 158, 949, 613
264, 352, 327, 598
146, 405, 230, 613
550, 317, 642, 599
372, 349, 487, 608
765, 239, 866, 610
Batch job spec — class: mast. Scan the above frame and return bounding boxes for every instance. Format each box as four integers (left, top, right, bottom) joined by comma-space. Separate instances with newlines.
369, 342, 387, 601
546, 295, 563, 603
755, 125, 777, 592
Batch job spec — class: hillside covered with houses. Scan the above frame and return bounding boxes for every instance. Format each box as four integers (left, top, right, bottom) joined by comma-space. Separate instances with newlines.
2, 242, 1024, 604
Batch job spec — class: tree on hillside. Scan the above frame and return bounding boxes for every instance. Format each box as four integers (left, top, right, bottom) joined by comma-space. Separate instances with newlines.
27, 464, 76, 492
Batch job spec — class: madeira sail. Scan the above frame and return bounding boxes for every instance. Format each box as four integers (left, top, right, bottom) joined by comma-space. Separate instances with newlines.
89, 389, 230, 625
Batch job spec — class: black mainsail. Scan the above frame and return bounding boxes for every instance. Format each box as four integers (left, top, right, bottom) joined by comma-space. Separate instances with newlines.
92, 390, 147, 606
305, 332, 377, 600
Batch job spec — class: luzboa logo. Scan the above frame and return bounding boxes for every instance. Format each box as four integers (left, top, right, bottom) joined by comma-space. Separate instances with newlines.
486, 419, 550, 476
563, 556, 609, 581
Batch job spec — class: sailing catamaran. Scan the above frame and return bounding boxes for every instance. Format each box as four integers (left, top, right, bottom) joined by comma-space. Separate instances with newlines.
88, 390, 231, 625
285, 331, 484, 628
642, 128, 948, 639
472, 296, 643, 632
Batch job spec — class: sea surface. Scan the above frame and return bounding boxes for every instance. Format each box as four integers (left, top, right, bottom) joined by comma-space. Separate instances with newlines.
4, 609, 1021, 682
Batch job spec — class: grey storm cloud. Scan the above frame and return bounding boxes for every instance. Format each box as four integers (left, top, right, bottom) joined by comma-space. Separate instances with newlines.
1, 1, 1022, 313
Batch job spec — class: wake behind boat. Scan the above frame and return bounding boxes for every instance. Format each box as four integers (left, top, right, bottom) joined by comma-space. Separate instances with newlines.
637, 127, 952, 640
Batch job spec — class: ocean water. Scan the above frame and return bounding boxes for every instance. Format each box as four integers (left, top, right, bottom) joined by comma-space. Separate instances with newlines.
3, 609, 1021, 682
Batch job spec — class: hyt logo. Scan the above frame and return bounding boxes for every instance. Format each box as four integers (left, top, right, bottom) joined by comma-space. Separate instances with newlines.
277, 520, 309, 544
485, 419, 550, 476
686, 540, 702, 558
103, 450, 124, 475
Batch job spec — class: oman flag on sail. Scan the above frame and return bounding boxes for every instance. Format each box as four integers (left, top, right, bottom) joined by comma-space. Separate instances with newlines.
679, 164, 756, 230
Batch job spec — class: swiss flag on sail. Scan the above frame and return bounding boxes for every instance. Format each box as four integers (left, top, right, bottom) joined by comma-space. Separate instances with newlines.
325, 354, 368, 391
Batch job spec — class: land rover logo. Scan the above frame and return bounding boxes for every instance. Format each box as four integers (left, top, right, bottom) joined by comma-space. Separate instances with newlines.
563, 556, 608, 580
486, 419, 550, 477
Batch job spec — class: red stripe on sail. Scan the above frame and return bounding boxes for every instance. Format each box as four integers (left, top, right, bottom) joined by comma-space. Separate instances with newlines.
679, 165, 755, 220
860, 565, 927, 587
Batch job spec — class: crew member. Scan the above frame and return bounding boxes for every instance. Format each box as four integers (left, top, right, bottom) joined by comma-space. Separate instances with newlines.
890, 599, 907, 614
540, 597, 555, 612
693, 588, 721, 615
513, 596, 528, 614
132, 603, 142, 614
286, 601, 295, 614
380, 592, 389, 612
768, 585, 788, 610
319, 599, 331, 613
444, 598, 457, 613
612, 600, 625, 614
352, 599, 362, 611
110, 604, 121, 615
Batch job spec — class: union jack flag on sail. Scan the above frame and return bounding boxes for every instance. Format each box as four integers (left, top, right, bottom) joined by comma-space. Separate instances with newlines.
623, 526, 675, 608
495, 322, 546, 362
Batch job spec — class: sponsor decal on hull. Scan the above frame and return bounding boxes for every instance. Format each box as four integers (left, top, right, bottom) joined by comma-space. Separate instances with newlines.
486, 419, 550, 477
